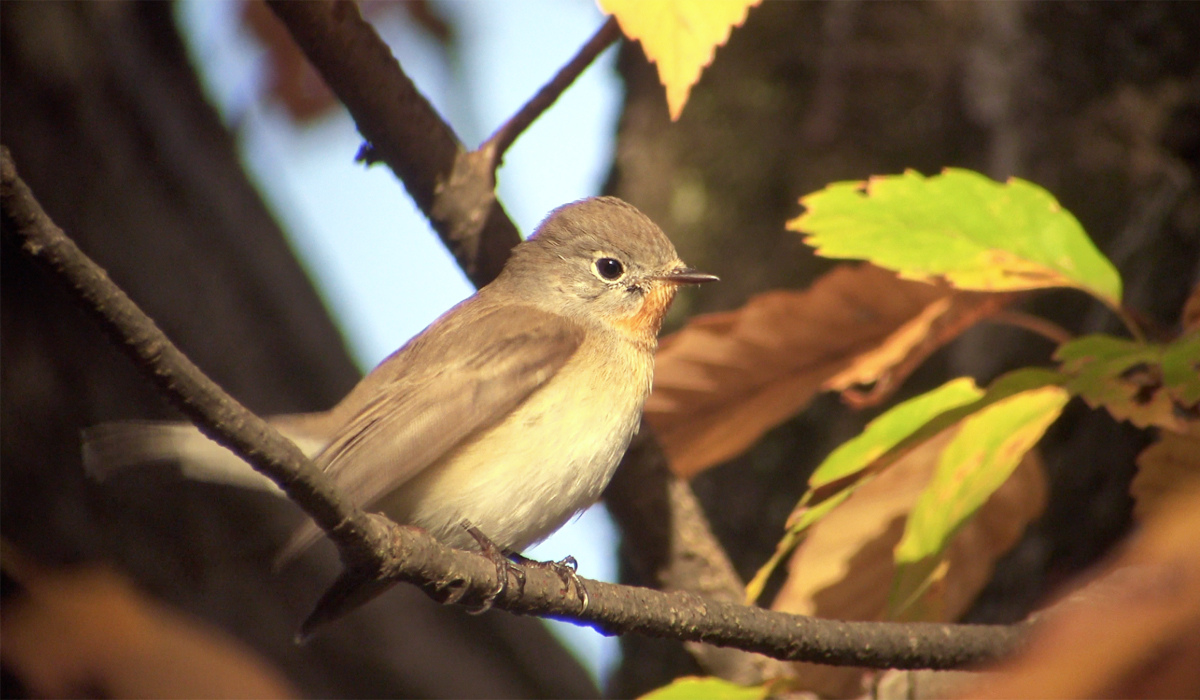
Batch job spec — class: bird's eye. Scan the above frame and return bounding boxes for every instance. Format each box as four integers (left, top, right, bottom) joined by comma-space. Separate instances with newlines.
595, 257, 625, 280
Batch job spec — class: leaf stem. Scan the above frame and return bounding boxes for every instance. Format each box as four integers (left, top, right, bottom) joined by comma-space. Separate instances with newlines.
1115, 304, 1147, 343
989, 310, 1074, 346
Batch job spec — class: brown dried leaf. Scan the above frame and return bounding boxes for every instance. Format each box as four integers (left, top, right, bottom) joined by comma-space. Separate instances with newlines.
0, 548, 296, 699
647, 264, 1009, 477
243, 0, 338, 122
964, 487, 1200, 699
830, 292, 1017, 410
1131, 421, 1200, 521
768, 432, 1045, 696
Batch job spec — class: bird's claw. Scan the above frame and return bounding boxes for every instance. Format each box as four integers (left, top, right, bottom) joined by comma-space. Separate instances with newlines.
461, 522, 524, 613
457, 522, 589, 613
511, 553, 589, 612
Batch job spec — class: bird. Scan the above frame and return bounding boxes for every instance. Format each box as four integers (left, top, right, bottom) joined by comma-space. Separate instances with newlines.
83, 196, 717, 588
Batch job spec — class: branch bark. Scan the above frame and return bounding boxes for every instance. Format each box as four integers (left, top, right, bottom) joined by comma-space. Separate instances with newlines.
265, 0, 518, 288
3, 145, 1027, 670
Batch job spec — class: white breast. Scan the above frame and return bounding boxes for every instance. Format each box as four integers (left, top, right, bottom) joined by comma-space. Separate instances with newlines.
374, 335, 652, 553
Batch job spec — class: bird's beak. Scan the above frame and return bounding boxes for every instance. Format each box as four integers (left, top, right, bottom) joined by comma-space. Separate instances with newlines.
655, 265, 720, 285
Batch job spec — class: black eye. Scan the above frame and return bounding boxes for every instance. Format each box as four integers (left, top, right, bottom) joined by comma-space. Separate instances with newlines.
595, 257, 624, 280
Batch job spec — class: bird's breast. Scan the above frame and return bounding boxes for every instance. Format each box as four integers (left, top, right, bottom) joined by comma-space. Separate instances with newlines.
375, 333, 655, 552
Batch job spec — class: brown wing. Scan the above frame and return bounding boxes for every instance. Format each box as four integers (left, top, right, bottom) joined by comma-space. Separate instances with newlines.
277, 300, 585, 562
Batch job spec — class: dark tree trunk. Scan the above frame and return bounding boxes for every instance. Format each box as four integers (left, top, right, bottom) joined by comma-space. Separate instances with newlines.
1, 2, 596, 697
606, 2, 1200, 695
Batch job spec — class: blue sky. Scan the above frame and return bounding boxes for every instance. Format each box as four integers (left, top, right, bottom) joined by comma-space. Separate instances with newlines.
177, 0, 624, 681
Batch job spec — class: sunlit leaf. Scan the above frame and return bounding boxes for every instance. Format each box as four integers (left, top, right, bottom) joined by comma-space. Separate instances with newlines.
788, 169, 1123, 307
600, 0, 761, 120
824, 291, 1014, 407
648, 265, 1008, 477
1055, 333, 1200, 432
891, 386, 1069, 616
810, 378, 983, 489
746, 372, 1057, 603
638, 676, 769, 700
768, 433, 1046, 695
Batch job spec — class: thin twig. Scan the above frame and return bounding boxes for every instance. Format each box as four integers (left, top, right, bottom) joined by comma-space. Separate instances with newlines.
3, 145, 1029, 671
481, 16, 621, 168
1116, 305, 1148, 343
988, 310, 1074, 345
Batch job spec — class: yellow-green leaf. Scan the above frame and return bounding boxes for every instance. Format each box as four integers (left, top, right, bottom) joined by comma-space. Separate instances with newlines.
745, 378, 982, 603
746, 371, 1062, 604
810, 377, 984, 489
600, 0, 760, 120
1056, 333, 1200, 432
891, 386, 1069, 615
788, 169, 1123, 307
639, 676, 770, 700
1161, 332, 1200, 406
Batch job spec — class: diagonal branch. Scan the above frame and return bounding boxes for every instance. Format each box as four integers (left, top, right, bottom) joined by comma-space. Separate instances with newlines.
265, 0, 518, 288
480, 16, 621, 168
267, 3, 621, 290
3, 146, 1028, 671
0, 146, 385, 565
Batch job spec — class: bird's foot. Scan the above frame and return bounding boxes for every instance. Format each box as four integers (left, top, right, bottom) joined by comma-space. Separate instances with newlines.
508, 552, 590, 612
461, 522, 525, 613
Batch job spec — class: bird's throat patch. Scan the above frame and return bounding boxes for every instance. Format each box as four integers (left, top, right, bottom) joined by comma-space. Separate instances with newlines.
613, 283, 678, 343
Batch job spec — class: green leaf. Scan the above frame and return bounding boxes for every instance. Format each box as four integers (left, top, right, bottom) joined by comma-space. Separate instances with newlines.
1056, 333, 1199, 431
864, 368, 1067, 478
744, 487, 853, 604
746, 368, 1065, 606
744, 378, 982, 603
1161, 332, 1200, 406
810, 377, 984, 489
789, 169, 1122, 307
639, 676, 770, 700
890, 385, 1069, 615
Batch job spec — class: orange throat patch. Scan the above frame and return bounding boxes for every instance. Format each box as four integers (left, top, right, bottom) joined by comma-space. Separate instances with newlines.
613, 282, 678, 346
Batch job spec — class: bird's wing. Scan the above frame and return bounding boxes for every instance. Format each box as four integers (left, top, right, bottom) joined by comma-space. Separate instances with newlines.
283, 302, 585, 555
276, 302, 584, 563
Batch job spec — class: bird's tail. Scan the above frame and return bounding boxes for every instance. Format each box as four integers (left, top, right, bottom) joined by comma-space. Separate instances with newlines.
81, 419, 328, 496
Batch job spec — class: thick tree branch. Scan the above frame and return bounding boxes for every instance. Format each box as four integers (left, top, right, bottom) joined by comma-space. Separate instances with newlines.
309, 516, 1027, 670
3, 147, 1027, 670
265, 0, 518, 288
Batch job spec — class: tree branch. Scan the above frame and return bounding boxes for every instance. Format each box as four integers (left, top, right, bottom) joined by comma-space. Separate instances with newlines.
3, 146, 1027, 670
480, 16, 621, 168
1, 146, 387, 566
308, 515, 1028, 670
265, 0, 518, 288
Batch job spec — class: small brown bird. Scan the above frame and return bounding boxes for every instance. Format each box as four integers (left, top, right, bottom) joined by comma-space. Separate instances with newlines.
84, 197, 717, 570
